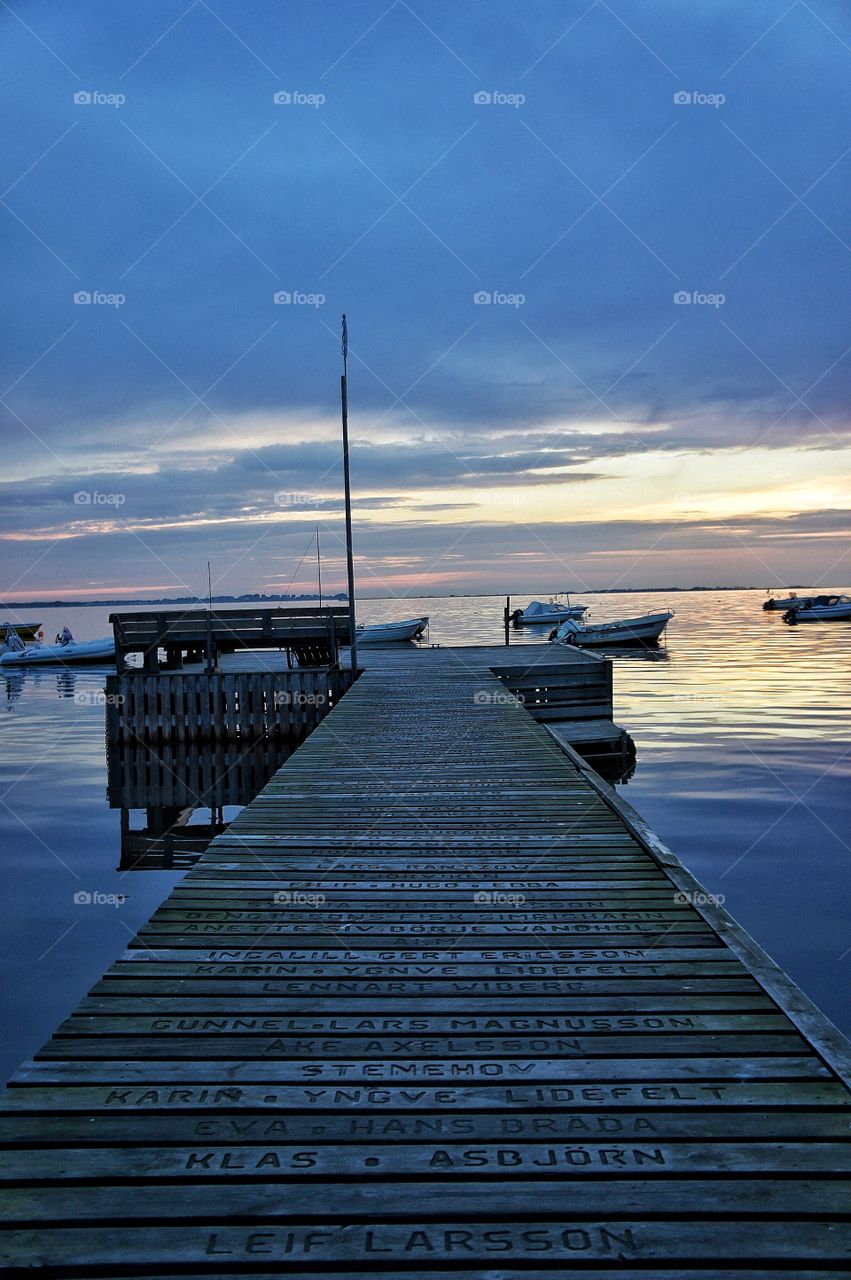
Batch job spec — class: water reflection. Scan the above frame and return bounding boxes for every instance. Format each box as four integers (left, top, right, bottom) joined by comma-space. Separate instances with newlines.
107, 735, 298, 871
55, 670, 77, 700
1, 672, 24, 708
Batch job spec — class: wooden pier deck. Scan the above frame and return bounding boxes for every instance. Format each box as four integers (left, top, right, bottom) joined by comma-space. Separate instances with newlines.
2, 648, 851, 1276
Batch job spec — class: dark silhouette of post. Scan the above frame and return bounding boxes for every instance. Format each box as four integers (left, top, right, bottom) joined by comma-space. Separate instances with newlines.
340, 314, 358, 671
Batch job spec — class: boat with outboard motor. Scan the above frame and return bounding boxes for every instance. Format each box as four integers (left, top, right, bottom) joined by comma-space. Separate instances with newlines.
763, 592, 818, 612
782, 594, 851, 623
550, 610, 674, 648
511, 597, 587, 626
0, 626, 115, 665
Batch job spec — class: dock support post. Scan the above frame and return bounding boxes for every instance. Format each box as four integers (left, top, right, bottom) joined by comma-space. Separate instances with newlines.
504, 595, 511, 645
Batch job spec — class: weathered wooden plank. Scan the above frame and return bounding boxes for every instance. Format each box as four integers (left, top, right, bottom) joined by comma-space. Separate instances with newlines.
34, 1032, 809, 1060
6, 1140, 851, 1182
87, 977, 768, 997
3, 1219, 851, 1268
5, 1108, 849, 1145
106, 946, 746, 964
4, 1079, 845, 1112
76, 994, 778, 1013
11, 1056, 832, 1084
54, 1012, 795, 1036
1, 1181, 849, 1226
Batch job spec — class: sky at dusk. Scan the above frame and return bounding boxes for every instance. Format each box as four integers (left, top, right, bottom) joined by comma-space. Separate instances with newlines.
2, 0, 851, 601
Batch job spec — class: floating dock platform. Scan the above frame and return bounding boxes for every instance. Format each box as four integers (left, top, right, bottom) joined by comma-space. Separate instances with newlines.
1, 645, 850, 1276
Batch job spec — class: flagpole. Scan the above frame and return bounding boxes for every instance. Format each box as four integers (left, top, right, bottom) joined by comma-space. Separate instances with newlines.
340, 314, 358, 672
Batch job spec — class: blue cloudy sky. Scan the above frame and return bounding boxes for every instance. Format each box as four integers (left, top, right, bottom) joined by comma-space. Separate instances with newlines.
2, 0, 850, 600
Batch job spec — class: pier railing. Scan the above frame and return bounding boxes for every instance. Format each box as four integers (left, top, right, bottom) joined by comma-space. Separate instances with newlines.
105, 667, 354, 744
109, 605, 353, 672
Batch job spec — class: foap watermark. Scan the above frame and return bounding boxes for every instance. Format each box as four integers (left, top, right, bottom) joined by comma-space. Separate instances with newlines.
74, 290, 125, 307
678, 693, 724, 709
273, 90, 325, 108
473, 90, 525, 108
674, 889, 725, 907
473, 890, 526, 907
673, 90, 725, 108
73, 890, 127, 907
476, 488, 526, 510
473, 290, 525, 307
473, 690, 524, 706
74, 90, 125, 108
273, 290, 325, 307
273, 889, 326, 907
73, 690, 125, 708
674, 290, 725, 308
274, 491, 319, 508
74, 490, 125, 507
274, 690, 327, 709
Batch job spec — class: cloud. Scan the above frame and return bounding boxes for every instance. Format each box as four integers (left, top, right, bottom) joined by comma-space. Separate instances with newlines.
3, 1, 851, 591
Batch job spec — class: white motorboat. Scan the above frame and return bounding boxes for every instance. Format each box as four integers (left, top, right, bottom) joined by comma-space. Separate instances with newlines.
0, 627, 115, 665
511, 598, 587, 626
551, 611, 674, 648
763, 592, 817, 612
782, 594, 851, 623
356, 616, 429, 644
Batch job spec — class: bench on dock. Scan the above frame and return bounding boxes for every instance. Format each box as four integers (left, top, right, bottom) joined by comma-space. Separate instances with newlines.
109, 606, 353, 672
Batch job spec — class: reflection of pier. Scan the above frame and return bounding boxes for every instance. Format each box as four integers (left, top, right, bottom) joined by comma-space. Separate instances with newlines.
110, 737, 297, 871
106, 666, 354, 871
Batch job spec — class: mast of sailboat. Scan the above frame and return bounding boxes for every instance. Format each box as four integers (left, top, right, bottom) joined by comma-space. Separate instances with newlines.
340, 314, 357, 671
316, 525, 323, 609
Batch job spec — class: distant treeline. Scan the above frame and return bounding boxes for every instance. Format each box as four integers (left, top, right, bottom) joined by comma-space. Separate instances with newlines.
2, 586, 800, 608
1, 593, 349, 608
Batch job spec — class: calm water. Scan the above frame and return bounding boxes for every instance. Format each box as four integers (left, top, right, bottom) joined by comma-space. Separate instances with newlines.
1, 589, 849, 1081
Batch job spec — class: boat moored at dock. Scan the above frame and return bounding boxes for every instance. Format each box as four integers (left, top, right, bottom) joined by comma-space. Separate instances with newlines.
511, 598, 587, 625
356, 616, 429, 644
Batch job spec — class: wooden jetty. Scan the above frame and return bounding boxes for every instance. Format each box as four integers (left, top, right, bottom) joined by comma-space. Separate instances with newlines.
1, 644, 850, 1275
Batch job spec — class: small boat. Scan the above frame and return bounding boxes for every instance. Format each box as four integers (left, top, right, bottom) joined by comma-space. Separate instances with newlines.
551, 611, 674, 648
356, 617, 429, 645
782, 594, 851, 623
0, 627, 115, 665
0, 621, 43, 642
511, 598, 587, 626
763, 592, 817, 612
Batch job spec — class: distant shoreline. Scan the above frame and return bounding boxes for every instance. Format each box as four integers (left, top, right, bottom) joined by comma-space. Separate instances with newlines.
0, 594, 347, 609
0, 586, 814, 609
